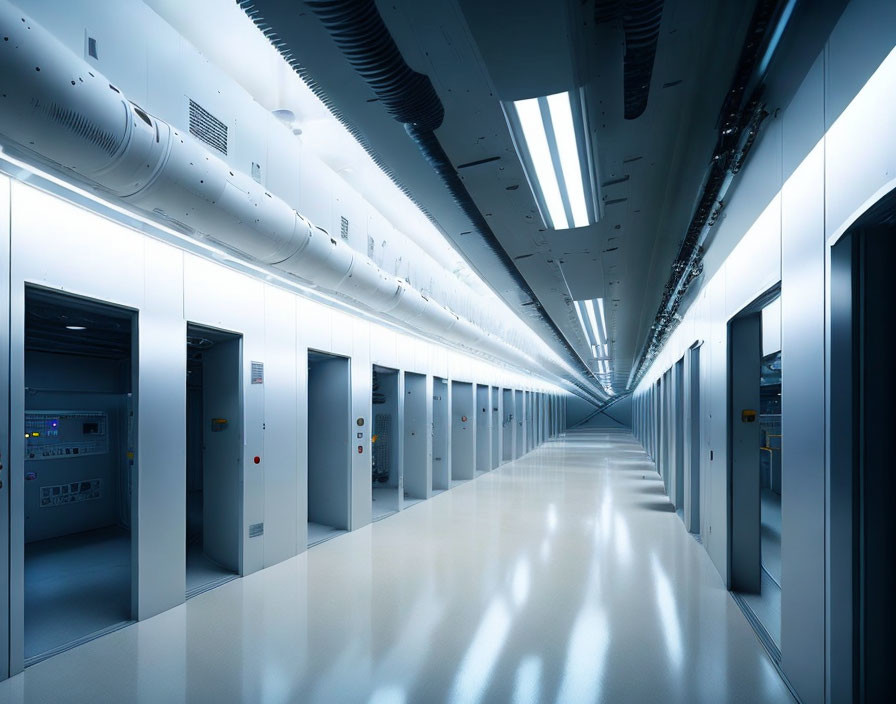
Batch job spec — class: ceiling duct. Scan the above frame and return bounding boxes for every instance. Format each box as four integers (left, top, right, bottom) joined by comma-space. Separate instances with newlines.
271, 0, 605, 397
595, 0, 665, 120
0, 0, 602, 402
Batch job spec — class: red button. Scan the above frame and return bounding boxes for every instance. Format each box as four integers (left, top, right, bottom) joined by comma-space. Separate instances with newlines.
253, 456, 260, 464
357, 445, 363, 454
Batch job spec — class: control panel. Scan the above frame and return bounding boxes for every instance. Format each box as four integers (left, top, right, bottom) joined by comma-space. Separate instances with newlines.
25, 411, 109, 460
39, 478, 103, 508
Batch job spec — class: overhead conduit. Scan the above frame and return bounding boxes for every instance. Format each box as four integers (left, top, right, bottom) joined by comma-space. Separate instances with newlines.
0, 0, 597, 398
628, 0, 780, 388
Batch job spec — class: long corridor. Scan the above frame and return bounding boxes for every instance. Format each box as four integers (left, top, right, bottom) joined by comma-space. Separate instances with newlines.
0, 430, 792, 703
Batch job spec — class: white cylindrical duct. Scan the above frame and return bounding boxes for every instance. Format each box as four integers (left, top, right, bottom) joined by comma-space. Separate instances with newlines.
0, 0, 599, 398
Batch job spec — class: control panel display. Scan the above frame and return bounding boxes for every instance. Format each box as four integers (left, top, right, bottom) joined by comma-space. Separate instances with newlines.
25, 411, 109, 461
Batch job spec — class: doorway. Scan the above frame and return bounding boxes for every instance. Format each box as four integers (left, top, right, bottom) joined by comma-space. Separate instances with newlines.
514, 390, 524, 458
185, 324, 242, 598
23, 287, 135, 664
450, 381, 474, 484
307, 351, 351, 547
727, 286, 782, 649
431, 377, 449, 493
475, 384, 490, 475
502, 388, 513, 462
673, 358, 685, 517
490, 386, 499, 469
685, 344, 701, 534
402, 372, 427, 506
371, 365, 400, 520
829, 197, 896, 702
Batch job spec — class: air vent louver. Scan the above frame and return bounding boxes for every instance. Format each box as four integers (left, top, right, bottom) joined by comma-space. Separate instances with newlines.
188, 99, 228, 155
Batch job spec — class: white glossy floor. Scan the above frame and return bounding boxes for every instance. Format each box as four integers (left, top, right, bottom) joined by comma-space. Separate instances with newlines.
0, 429, 793, 703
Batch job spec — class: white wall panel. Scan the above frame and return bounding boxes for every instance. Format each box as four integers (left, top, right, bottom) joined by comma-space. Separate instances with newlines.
300, 298, 331, 354
370, 325, 398, 368
262, 285, 298, 567
330, 309, 354, 358
723, 195, 781, 320
350, 318, 372, 529
825, 44, 896, 240
295, 314, 309, 551
137, 241, 186, 618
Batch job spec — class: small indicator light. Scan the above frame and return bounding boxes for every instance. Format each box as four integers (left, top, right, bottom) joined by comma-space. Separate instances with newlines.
65, 325, 87, 330
253, 456, 260, 464
24, 433, 30, 438
357, 445, 363, 454
32, 432, 39, 437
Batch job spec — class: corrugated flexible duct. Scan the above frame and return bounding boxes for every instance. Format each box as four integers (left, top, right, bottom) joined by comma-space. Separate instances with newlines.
0, 0, 596, 396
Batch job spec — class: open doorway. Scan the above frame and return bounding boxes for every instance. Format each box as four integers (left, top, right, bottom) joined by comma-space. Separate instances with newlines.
829, 196, 896, 701
728, 286, 782, 649
431, 377, 449, 494
490, 386, 499, 469
185, 324, 242, 598
475, 384, 490, 476
23, 287, 135, 664
673, 358, 685, 517
402, 372, 427, 507
371, 365, 400, 520
502, 388, 513, 463
451, 381, 474, 485
685, 344, 702, 534
307, 351, 351, 547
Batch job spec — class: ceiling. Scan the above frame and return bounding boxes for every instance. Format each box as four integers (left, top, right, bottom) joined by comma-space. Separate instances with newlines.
242, 0, 761, 396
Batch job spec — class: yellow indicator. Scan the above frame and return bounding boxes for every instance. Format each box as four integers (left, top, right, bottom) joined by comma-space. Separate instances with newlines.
32, 432, 40, 437
127, 451, 134, 460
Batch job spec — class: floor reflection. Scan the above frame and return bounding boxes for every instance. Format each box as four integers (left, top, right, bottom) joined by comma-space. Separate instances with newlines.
0, 428, 793, 704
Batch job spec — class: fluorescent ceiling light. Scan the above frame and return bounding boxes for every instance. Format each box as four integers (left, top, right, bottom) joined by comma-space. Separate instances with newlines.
574, 300, 593, 348
504, 90, 596, 231
584, 298, 605, 346
515, 98, 569, 230
574, 298, 609, 364
546, 92, 589, 228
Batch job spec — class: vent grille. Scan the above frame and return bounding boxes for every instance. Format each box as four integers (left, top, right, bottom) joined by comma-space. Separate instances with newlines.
188, 99, 228, 155
340, 216, 350, 239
